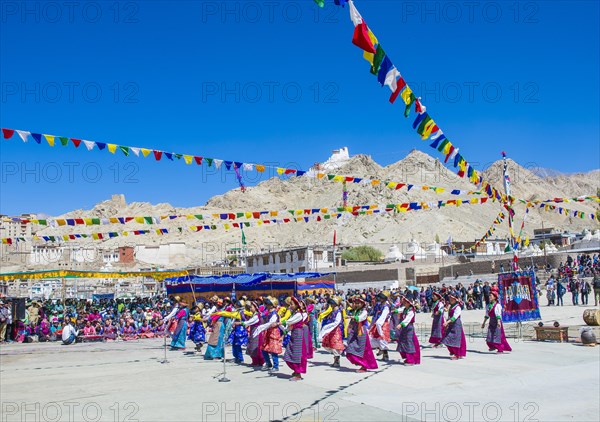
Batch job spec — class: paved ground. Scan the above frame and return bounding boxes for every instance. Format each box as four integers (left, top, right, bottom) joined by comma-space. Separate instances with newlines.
1, 304, 599, 422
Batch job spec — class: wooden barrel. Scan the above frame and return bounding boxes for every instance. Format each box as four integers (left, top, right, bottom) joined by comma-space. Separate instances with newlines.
583, 309, 600, 326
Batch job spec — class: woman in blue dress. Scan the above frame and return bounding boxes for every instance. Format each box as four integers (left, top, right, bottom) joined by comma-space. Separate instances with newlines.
188, 305, 206, 352
204, 300, 226, 360
170, 301, 189, 350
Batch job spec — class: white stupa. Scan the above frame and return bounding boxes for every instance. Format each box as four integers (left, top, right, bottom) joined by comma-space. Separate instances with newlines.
405, 239, 427, 260
384, 245, 406, 263
425, 242, 448, 259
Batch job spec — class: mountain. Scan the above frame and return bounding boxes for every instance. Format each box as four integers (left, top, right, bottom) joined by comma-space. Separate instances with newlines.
23, 151, 600, 267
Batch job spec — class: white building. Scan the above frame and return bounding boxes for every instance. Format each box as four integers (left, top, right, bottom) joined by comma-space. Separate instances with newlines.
246, 246, 334, 273
135, 242, 187, 267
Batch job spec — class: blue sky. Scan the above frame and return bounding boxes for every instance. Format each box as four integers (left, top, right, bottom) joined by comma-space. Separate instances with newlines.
1, 0, 599, 216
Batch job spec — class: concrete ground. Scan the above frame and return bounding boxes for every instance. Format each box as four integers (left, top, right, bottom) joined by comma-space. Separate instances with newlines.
1, 304, 599, 422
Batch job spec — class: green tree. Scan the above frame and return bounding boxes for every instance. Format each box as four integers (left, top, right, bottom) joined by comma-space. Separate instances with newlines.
341, 246, 383, 262
435, 234, 441, 244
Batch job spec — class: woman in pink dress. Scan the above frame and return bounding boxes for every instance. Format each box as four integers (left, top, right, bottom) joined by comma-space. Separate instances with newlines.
282, 297, 308, 381
482, 291, 512, 353
345, 296, 378, 373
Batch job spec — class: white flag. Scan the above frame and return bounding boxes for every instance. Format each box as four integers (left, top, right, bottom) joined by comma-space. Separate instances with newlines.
83, 140, 95, 151
349, 1, 363, 26
16, 130, 30, 142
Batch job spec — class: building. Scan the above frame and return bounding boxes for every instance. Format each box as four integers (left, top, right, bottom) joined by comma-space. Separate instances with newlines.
532, 227, 575, 247
246, 246, 336, 273
0, 214, 35, 239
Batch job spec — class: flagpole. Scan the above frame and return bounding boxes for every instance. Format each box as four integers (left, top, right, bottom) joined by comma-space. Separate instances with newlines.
502, 152, 518, 272
333, 230, 337, 292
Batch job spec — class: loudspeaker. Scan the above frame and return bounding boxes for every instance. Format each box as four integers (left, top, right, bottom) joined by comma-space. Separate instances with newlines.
13, 298, 26, 320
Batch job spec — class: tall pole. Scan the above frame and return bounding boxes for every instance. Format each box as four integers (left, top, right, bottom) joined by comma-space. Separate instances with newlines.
502, 152, 518, 272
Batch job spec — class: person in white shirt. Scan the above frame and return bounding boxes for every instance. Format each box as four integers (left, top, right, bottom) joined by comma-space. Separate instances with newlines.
369, 292, 392, 361
62, 321, 78, 345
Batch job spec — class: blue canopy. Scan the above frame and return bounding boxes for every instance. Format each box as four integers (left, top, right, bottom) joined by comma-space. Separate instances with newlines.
166, 272, 333, 286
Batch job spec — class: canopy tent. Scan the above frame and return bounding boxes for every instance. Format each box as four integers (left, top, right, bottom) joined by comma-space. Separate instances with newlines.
165, 272, 335, 303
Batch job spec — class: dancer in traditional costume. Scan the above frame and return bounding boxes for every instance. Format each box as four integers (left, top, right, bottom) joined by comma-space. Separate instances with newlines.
169, 301, 189, 350
318, 297, 344, 367
395, 295, 421, 366
188, 306, 206, 352
227, 300, 249, 364
204, 299, 226, 360
429, 291, 445, 347
240, 301, 264, 367
482, 291, 512, 353
370, 292, 391, 361
305, 298, 320, 349
441, 294, 467, 360
283, 297, 308, 381
254, 297, 282, 373
346, 297, 378, 373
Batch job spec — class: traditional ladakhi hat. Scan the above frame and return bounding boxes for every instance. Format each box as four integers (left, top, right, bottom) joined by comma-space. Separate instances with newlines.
377, 292, 389, 301
352, 296, 367, 307
290, 296, 304, 312
432, 291, 443, 300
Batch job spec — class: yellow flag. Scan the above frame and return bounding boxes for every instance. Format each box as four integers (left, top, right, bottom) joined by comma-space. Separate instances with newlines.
107, 144, 117, 154
245, 212, 252, 219
109, 217, 119, 223
141, 148, 151, 157
371, 180, 380, 186
92, 233, 100, 240
123, 232, 129, 236
57, 219, 66, 226
44, 134, 55, 146
421, 119, 437, 140
320, 208, 328, 213
401, 87, 414, 105
135, 217, 144, 224
387, 182, 397, 189
276, 168, 285, 175
62, 235, 69, 241
442, 141, 452, 155
525, 237, 530, 246
183, 155, 193, 165
362, 29, 379, 64
256, 165, 265, 172
317, 173, 325, 179
333, 175, 344, 182
84, 218, 93, 225
270, 211, 278, 217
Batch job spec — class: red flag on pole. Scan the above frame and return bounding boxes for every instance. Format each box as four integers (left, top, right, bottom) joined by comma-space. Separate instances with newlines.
410, 255, 415, 261
333, 230, 337, 247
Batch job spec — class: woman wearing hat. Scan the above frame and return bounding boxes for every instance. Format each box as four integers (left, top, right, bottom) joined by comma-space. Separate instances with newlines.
429, 291, 445, 348
170, 300, 189, 351
346, 297, 378, 372
395, 295, 421, 366
482, 291, 512, 353
253, 297, 282, 373
239, 301, 265, 367
213, 300, 249, 364
369, 292, 392, 361
282, 297, 308, 381
441, 294, 467, 360
318, 297, 344, 367
204, 299, 227, 360
305, 298, 320, 350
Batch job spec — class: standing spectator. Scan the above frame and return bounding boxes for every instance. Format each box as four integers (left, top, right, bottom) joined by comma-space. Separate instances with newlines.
581, 279, 591, 305
593, 270, 600, 307
0, 300, 11, 342
473, 281, 483, 310
556, 279, 566, 306
569, 278, 580, 306
483, 282, 491, 308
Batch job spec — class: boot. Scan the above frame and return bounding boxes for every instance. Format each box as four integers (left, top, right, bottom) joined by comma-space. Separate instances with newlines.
382, 350, 389, 362
332, 356, 340, 368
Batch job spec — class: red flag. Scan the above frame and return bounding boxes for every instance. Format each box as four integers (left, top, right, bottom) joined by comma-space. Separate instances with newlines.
2, 128, 15, 139
333, 230, 337, 247
352, 23, 376, 54
410, 255, 415, 261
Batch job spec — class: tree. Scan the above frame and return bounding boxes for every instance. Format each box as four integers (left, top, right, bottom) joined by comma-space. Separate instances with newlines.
435, 234, 441, 244
341, 246, 383, 262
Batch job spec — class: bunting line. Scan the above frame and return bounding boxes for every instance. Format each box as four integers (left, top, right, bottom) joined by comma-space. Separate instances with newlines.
0, 196, 497, 245
2, 127, 497, 199
316, 0, 503, 201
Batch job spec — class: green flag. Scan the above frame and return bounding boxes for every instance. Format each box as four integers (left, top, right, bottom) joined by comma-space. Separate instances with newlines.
241, 228, 247, 245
